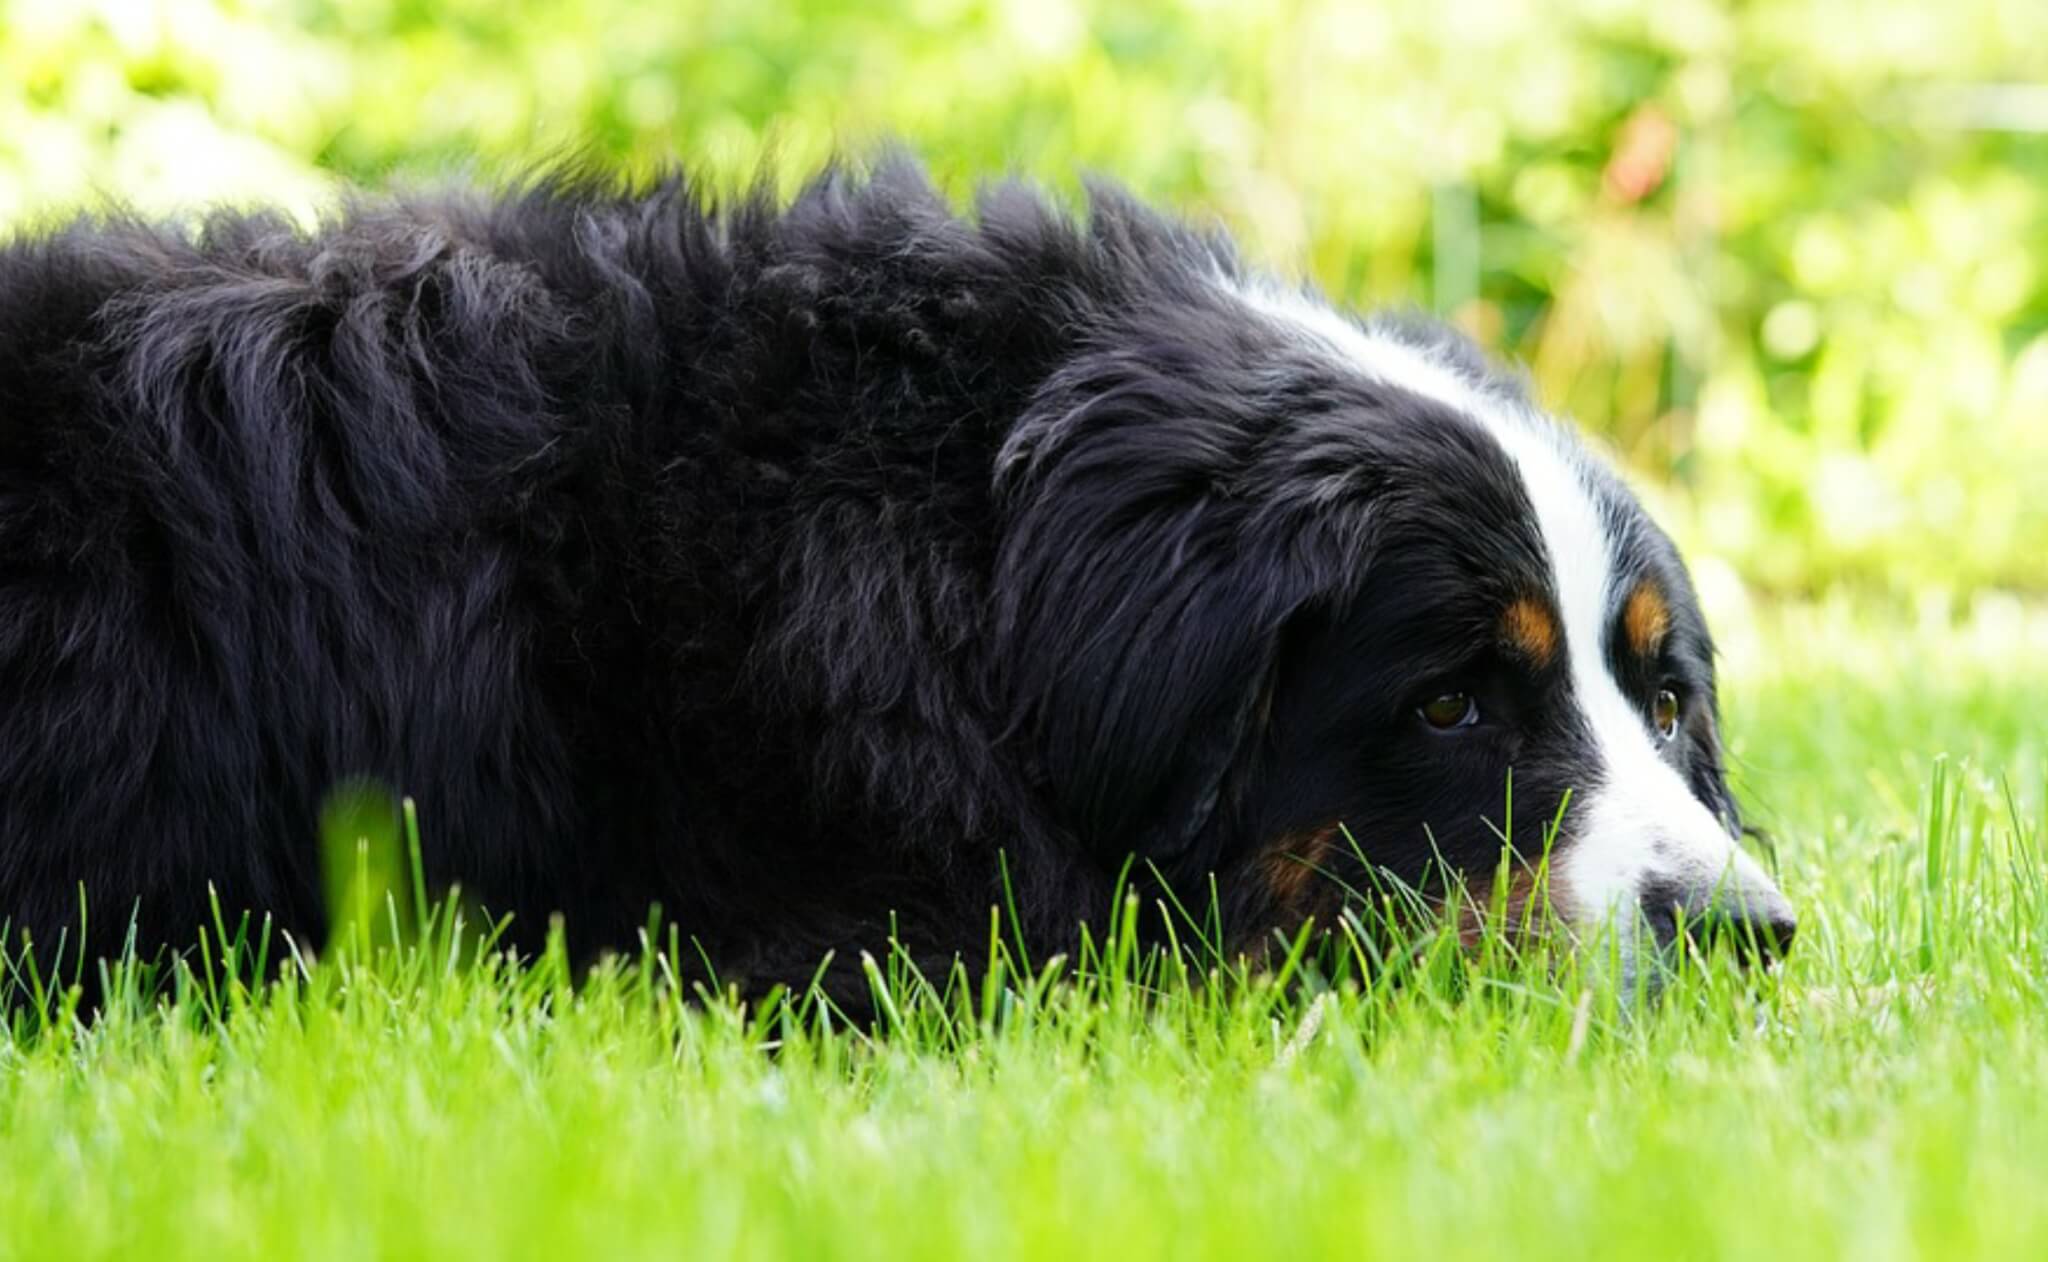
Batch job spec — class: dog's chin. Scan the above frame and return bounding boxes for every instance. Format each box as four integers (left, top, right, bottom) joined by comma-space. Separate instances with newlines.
1563, 919, 1670, 1007
1438, 878, 1781, 1008
1558, 912, 1791, 1010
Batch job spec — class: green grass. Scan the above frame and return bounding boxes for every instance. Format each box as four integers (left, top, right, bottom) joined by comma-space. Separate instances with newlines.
2, 599, 2044, 1262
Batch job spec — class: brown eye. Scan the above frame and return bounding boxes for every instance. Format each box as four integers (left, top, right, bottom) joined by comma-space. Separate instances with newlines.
1653, 688, 1681, 741
1419, 692, 1479, 731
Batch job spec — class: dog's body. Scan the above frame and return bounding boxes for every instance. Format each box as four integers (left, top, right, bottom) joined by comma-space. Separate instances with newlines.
0, 159, 1791, 997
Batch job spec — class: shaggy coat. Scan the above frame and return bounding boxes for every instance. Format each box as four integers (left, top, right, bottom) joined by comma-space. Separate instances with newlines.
0, 159, 1791, 1000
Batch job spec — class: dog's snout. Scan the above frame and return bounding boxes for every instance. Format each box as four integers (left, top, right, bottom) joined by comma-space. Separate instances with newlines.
1641, 877, 1797, 964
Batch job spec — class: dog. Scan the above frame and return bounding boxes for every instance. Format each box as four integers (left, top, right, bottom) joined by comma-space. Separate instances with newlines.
0, 156, 1793, 1003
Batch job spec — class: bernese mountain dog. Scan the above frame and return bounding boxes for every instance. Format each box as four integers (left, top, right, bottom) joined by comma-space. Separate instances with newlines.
0, 156, 1793, 1003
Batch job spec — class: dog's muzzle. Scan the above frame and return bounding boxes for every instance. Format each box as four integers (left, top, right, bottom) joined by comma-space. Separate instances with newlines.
1638, 870, 1797, 964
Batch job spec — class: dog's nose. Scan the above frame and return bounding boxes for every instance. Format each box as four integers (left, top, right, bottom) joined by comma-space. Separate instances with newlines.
1641, 878, 1797, 963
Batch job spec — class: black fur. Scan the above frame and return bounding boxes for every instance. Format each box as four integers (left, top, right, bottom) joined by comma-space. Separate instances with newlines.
0, 157, 1742, 1000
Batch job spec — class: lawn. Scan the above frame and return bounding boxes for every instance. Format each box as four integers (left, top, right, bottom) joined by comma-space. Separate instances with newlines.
1, 597, 2041, 1262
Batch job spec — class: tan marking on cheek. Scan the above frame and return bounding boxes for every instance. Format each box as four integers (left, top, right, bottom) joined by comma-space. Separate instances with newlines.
1260, 824, 1342, 909
1500, 596, 1560, 667
1457, 864, 1555, 948
1623, 581, 1672, 658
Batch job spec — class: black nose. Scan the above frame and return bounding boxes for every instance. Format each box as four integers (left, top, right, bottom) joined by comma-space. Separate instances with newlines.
1640, 880, 1797, 964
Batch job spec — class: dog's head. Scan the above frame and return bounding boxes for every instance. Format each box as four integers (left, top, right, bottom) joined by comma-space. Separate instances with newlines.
995, 249, 1793, 975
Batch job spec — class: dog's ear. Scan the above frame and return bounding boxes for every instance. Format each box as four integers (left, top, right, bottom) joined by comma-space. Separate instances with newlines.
993, 338, 1369, 880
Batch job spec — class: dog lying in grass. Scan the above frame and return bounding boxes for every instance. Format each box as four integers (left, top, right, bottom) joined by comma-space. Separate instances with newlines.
0, 156, 1793, 1004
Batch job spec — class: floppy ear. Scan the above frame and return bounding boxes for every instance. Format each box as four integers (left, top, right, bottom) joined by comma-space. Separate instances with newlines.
993, 338, 1367, 879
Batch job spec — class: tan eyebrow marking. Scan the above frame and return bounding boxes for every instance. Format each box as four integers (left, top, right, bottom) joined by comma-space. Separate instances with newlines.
1500, 596, 1560, 667
1623, 580, 1672, 657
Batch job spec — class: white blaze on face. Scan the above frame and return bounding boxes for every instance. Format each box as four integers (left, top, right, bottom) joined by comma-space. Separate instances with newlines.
1224, 278, 1788, 948
1476, 417, 1779, 932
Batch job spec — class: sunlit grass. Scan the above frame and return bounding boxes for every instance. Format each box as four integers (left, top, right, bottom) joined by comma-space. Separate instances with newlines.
0, 600, 2044, 1260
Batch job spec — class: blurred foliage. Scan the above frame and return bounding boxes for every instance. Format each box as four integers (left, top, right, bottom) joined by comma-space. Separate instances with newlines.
1, 0, 2044, 597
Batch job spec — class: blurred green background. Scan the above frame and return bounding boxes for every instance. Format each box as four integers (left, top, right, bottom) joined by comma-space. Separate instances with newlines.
2, 0, 2043, 603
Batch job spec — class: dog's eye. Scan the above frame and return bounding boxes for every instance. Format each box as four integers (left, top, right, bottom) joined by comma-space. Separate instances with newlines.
1419, 692, 1479, 732
1653, 687, 1681, 741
